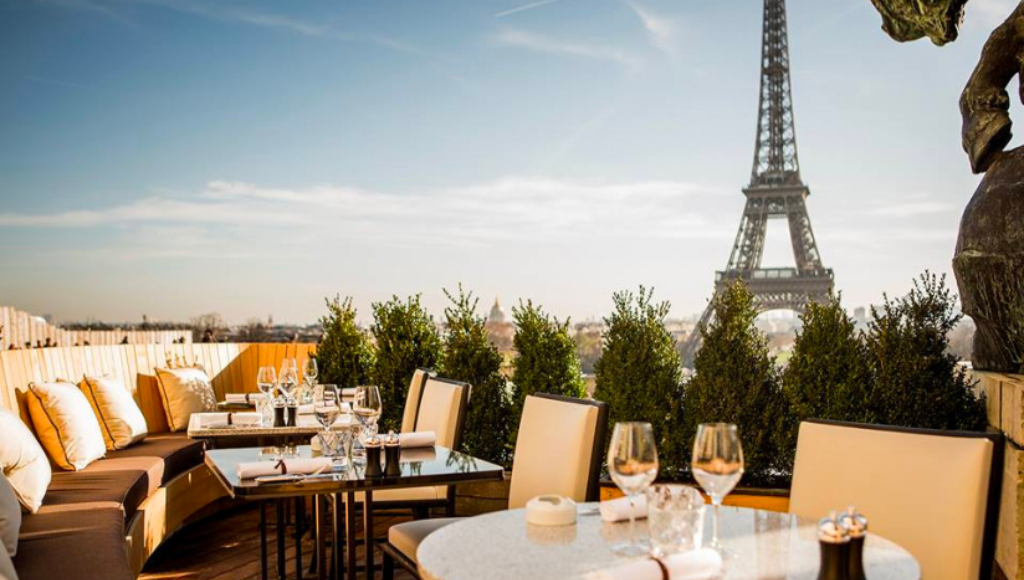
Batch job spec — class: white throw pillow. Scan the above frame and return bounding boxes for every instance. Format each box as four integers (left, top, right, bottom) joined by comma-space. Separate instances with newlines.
27, 381, 107, 471
0, 543, 17, 580
0, 473, 20, 557
0, 408, 51, 513
155, 367, 216, 432
79, 375, 148, 450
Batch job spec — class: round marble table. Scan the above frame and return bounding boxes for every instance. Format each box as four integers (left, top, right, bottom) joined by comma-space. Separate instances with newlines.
417, 505, 920, 580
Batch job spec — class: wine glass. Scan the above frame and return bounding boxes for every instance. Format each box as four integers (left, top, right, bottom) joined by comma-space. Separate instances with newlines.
256, 366, 277, 426
278, 362, 299, 403
353, 385, 383, 442
301, 358, 319, 404
692, 423, 744, 554
313, 384, 340, 455
607, 422, 659, 556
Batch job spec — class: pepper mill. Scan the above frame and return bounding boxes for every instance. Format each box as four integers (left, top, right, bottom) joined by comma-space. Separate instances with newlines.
364, 436, 383, 478
383, 431, 402, 477
272, 399, 286, 428
817, 512, 851, 580
839, 507, 868, 580
285, 400, 298, 427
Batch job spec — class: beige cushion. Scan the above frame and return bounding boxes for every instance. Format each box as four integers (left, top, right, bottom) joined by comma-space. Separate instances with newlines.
79, 375, 148, 450
414, 378, 465, 449
790, 421, 993, 580
0, 543, 17, 580
27, 381, 106, 471
400, 369, 430, 434
341, 486, 446, 504
155, 367, 216, 431
388, 517, 461, 561
0, 408, 50, 513
508, 395, 599, 509
0, 474, 19, 557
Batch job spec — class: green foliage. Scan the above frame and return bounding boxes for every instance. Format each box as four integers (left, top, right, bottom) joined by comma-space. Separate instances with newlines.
594, 287, 685, 478
441, 287, 512, 465
510, 300, 587, 448
865, 273, 986, 431
315, 296, 374, 389
370, 295, 443, 432
682, 281, 788, 487
780, 293, 873, 470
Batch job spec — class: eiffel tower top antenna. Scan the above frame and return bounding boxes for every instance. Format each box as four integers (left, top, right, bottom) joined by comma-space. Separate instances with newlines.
681, 0, 833, 365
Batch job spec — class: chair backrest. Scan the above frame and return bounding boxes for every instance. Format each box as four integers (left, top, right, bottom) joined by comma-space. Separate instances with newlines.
790, 420, 1002, 580
400, 369, 431, 434
407, 376, 470, 450
507, 393, 609, 510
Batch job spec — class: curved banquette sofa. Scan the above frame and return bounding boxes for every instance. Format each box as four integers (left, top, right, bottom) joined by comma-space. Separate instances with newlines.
0, 343, 315, 580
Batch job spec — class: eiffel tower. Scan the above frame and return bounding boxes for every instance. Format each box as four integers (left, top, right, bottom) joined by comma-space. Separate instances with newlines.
681, 0, 833, 364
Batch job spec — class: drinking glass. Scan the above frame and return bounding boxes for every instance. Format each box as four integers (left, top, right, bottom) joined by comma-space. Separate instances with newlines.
278, 362, 299, 403
353, 385, 383, 444
692, 423, 744, 554
313, 384, 340, 454
646, 484, 704, 557
607, 422, 659, 556
256, 366, 277, 426
302, 358, 319, 404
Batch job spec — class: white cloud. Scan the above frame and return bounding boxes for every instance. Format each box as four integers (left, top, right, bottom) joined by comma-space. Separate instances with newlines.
865, 197, 956, 217
627, 2, 677, 59
0, 177, 730, 251
495, 0, 568, 18
490, 29, 643, 72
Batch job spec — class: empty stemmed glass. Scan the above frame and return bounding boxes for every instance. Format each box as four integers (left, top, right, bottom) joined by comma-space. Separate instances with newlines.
255, 366, 277, 426
278, 361, 299, 403
302, 358, 318, 404
313, 384, 340, 457
353, 385, 383, 443
607, 422, 659, 556
692, 423, 744, 555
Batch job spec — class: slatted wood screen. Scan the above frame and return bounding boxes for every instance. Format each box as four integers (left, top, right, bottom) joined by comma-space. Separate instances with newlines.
0, 306, 192, 350
0, 343, 315, 433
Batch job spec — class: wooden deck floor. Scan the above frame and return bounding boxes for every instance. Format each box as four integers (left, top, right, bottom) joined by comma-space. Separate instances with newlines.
140, 502, 416, 580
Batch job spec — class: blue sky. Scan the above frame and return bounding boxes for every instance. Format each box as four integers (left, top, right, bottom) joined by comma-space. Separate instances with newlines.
1, 0, 1020, 324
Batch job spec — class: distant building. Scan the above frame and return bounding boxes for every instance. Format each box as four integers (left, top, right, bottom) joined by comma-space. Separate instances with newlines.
484, 298, 514, 355
488, 298, 506, 324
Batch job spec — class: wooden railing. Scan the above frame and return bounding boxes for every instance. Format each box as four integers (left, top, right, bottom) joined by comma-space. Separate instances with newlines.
0, 306, 192, 350
0, 343, 315, 433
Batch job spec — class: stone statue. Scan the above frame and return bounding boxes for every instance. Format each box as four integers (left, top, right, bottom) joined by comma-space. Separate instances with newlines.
869, 0, 1024, 372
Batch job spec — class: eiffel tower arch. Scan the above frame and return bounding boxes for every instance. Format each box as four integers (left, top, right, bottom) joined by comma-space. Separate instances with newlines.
682, 0, 833, 364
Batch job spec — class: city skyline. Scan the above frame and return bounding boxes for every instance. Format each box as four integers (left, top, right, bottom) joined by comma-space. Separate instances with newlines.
2, 0, 1017, 324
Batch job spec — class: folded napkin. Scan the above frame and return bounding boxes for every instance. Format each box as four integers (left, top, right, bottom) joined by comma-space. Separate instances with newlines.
196, 412, 262, 428
585, 549, 722, 580
600, 495, 648, 522
341, 387, 357, 399
237, 457, 334, 479
399, 431, 436, 448
300, 402, 352, 416
224, 393, 267, 405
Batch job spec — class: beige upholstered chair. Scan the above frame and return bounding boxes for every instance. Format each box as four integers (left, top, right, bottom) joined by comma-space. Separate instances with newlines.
400, 369, 431, 434
380, 393, 609, 580
790, 420, 1002, 580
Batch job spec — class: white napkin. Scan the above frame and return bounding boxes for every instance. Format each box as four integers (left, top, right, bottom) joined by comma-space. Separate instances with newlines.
599, 495, 648, 522
585, 549, 722, 580
297, 403, 315, 415
224, 393, 267, 404
399, 431, 436, 448
196, 412, 262, 428
236, 457, 334, 479
302, 402, 352, 416
341, 387, 357, 400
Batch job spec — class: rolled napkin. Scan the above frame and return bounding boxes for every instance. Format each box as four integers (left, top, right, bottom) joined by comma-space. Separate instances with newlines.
301, 402, 352, 416
224, 393, 267, 405
341, 387, 357, 400
196, 412, 262, 428
585, 549, 722, 580
236, 457, 334, 479
398, 431, 436, 448
600, 495, 648, 522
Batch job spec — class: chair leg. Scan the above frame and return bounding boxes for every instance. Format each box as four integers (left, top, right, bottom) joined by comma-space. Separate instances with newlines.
382, 551, 395, 580
412, 506, 429, 520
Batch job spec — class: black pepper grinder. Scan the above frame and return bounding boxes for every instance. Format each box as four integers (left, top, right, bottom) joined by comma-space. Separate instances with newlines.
839, 507, 868, 580
364, 436, 383, 478
818, 512, 851, 580
285, 400, 298, 427
273, 399, 286, 428
383, 431, 402, 477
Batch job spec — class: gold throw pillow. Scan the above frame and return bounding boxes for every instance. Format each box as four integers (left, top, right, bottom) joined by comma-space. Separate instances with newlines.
80, 375, 148, 450
154, 367, 216, 432
27, 381, 107, 471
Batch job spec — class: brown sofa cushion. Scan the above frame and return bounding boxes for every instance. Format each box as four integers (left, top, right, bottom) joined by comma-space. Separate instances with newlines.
13, 506, 132, 580
106, 433, 204, 486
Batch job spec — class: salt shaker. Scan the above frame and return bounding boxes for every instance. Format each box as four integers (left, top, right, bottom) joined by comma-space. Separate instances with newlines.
839, 507, 868, 580
364, 436, 383, 478
383, 431, 402, 477
818, 511, 851, 580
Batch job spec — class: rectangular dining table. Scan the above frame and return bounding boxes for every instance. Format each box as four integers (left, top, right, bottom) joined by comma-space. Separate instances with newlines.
204, 445, 505, 580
